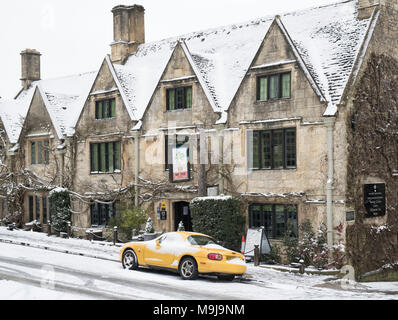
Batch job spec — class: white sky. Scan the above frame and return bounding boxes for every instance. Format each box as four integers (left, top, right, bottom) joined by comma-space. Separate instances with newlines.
0, 0, 337, 99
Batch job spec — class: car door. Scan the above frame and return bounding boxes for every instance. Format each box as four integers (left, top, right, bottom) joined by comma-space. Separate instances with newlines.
143, 233, 180, 267
143, 234, 168, 267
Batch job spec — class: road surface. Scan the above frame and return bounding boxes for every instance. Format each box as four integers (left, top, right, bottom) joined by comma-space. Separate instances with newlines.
0, 242, 397, 300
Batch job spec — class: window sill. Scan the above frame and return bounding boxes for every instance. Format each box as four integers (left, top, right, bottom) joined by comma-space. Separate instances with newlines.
90, 171, 122, 175
165, 108, 192, 113
254, 97, 291, 105
94, 117, 116, 121
249, 167, 297, 171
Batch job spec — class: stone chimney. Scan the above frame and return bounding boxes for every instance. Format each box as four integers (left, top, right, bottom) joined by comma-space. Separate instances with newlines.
20, 49, 41, 90
110, 4, 145, 64
358, 0, 380, 19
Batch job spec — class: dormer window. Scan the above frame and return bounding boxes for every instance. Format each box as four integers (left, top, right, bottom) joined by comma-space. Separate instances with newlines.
257, 72, 291, 101
166, 86, 192, 111
95, 98, 116, 119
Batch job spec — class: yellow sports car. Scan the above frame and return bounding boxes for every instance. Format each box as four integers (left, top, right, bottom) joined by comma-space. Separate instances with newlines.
120, 231, 247, 280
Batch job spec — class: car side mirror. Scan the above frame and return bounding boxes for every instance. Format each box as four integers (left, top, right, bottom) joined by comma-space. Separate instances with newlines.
156, 239, 161, 247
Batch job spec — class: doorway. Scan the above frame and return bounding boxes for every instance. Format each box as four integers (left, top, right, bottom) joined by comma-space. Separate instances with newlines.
174, 201, 192, 231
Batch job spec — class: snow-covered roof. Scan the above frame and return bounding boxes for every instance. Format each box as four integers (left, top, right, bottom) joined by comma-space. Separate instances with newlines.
0, 90, 34, 144
16, 71, 97, 140
110, 0, 376, 122
36, 71, 97, 138
110, 39, 177, 121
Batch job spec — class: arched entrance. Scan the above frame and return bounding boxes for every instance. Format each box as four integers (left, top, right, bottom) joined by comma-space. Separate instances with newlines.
173, 201, 192, 231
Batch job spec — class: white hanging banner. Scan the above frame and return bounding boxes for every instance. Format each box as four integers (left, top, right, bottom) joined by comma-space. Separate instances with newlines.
172, 146, 189, 182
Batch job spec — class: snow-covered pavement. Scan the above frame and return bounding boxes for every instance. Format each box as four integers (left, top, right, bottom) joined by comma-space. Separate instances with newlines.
0, 227, 398, 300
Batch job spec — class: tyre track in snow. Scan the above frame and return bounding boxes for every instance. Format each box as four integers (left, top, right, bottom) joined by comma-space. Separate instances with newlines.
0, 253, 243, 300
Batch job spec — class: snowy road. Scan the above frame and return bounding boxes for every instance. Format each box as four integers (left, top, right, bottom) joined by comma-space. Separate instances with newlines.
1, 241, 398, 300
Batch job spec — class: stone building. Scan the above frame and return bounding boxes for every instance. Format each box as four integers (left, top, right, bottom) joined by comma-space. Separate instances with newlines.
0, 0, 397, 274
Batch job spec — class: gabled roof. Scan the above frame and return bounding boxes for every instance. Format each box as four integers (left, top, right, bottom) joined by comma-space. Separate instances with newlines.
280, 0, 375, 107
109, 0, 376, 123
19, 71, 97, 140
0, 90, 34, 144
110, 39, 177, 121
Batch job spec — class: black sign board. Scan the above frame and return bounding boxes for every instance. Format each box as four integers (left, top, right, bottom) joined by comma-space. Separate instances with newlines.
364, 183, 386, 218
160, 210, 167, 221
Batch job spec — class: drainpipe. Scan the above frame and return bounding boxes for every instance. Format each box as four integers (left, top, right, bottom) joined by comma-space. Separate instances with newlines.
215, 124, 225, 194
324, 116, 336, 249
132, 130, 140, 207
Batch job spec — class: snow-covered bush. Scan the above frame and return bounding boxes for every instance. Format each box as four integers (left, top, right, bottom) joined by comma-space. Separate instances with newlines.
283, 220, 345, 269
190, 196, 245, 251
49, 188, 71, 233
177, 220, 185, 232
145, 217, 155, 234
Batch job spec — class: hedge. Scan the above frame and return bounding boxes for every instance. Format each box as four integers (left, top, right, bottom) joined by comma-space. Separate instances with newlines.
190, 196, 245, 251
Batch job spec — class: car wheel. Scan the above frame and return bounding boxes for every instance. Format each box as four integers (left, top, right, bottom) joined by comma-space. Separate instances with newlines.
179, 257, 198, 280
122, 249, 138, 270
217, 275, 235, 281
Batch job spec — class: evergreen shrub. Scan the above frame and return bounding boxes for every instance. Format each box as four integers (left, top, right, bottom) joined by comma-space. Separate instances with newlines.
49, 188, 71, 233
190, 196, 245, 251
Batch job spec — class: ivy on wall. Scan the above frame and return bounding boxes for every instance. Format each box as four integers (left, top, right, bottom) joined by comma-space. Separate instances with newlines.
346, 53, 398, 279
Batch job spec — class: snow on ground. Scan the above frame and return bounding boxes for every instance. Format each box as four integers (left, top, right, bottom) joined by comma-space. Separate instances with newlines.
0, 227, 398, 300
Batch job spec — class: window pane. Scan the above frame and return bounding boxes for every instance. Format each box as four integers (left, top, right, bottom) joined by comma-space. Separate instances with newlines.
167, 89, 175, 111
275, 205, 285, 238
100, 204, 108, 225
185, 87, 192, 109
35, 196, 40, 222
29, 196, 34, 222
263, 205, 273, 239
258, 77, 268, 101
176, 88, 185, 109
96, 101, 103, 119
287, 205, 298, 238
111, 99, 116, 118
91, 204, 99, 226
31, 142, 36, 164
108, 142, 114, 173
42, 197, 47, 224
37, 141, 43, 164
91, 144, 99, 172
104, 100, 110, 118
285, 129, 296, 168
281, 73, 291, 98
100, 143, 107, 172
115, 142, 121, 171
252, 131, 260, 169
269, 75, 279, 100
261, 131, 272, 169
44, 140, 50, 164
272, 130, 284, 168
250, 205, 262, 227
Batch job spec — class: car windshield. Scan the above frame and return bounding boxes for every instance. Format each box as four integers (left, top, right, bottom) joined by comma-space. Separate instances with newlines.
188, 235, 217, 246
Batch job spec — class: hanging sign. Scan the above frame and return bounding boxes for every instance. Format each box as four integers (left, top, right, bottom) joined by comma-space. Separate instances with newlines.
172, 146, 189, 182
364, 183, 386, 218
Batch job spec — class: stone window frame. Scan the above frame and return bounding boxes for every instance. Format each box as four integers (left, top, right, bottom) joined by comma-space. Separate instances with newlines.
89, 140, 122, 175
249, 127, 297, 170
248, 203, 298, 239
95, 98, 116, 120
256, 71, 292, 102
165, 86, 193, 111
90, 200, 121, 227
27, 193, 49, 225
29, 138, 50, 165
